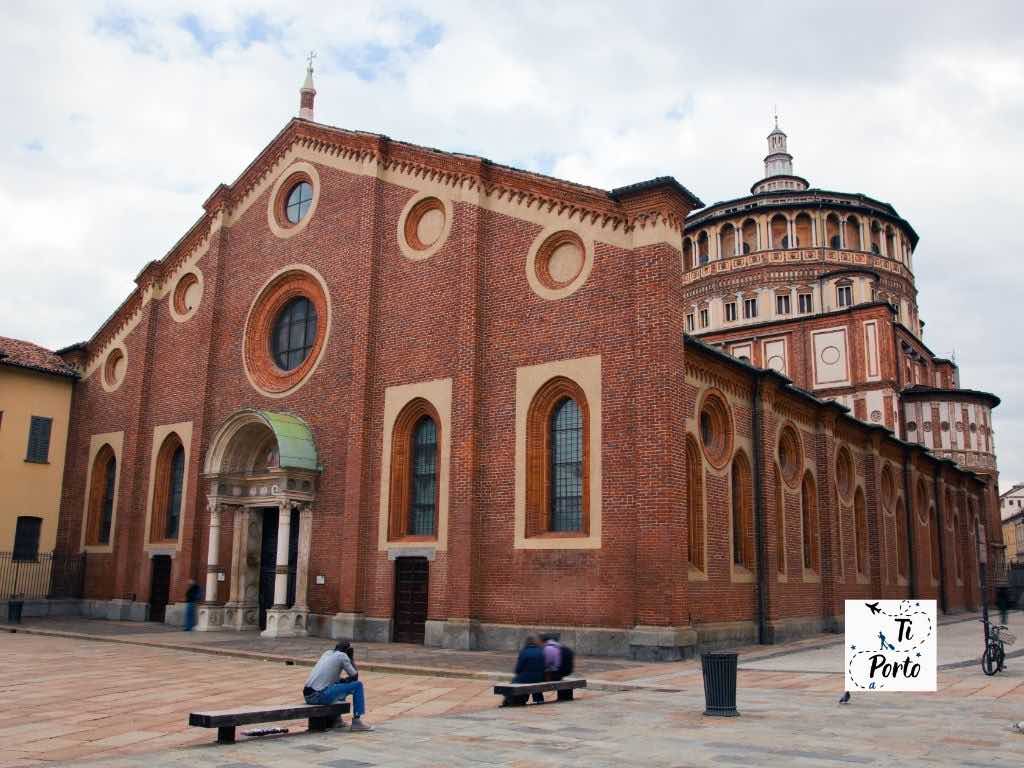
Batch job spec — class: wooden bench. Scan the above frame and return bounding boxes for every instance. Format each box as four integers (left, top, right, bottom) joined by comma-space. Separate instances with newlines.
188, 702, 350, 744
493, 678, 586, 704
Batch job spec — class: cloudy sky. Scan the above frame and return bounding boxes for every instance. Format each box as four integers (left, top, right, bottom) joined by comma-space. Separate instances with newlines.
1, 1, 1022, 490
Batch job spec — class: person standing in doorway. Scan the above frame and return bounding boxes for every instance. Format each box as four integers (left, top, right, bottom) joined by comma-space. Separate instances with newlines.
184, 579, 201, 631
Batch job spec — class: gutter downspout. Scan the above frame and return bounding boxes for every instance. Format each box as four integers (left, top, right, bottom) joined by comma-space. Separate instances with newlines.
901, 447, 917, 598
752, 373, 768, 645
933, 471, 948, 614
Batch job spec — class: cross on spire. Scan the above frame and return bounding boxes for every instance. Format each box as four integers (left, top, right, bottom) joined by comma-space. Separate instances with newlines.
299, 51, 317, 121
306, 50, 317, 73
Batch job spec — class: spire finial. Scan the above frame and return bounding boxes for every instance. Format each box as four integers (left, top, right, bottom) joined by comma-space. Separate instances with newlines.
774, 104, 779, 129
299, 51, 317, 121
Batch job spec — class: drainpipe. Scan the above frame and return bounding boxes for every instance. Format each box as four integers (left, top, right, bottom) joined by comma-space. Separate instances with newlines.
752, 373, 768, 645
933, 471, 948, 614
901, 447, 916, 598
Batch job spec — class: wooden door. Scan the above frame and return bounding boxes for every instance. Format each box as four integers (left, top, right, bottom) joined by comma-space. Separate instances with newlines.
149, 555, 171, 623
393, 557, 429, 644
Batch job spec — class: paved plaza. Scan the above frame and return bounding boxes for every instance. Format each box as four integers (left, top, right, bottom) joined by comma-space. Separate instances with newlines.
1, 614, 1023, 766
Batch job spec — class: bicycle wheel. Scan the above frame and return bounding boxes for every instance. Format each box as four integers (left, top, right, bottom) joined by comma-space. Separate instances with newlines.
982, 643, 1000, 676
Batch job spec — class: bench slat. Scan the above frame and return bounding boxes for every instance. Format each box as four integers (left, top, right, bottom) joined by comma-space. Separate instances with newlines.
189, 702, 349, 728
493, 679, 586, 696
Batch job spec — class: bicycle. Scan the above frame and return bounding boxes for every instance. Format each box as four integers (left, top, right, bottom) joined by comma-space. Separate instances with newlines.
981, 620, 1015, 676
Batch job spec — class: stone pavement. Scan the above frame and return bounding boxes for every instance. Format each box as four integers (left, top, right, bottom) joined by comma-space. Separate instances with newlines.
2, 611, 1023, 766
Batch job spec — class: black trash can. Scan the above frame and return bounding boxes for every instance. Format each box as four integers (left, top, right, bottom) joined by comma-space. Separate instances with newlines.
701, 651, 739, 716
7, 599, 24, 624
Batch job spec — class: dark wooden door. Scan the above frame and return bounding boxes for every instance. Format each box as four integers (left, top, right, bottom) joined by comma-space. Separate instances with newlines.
393, 557, 429, 644
149, 555, 172, 623
258, 508, 278, 630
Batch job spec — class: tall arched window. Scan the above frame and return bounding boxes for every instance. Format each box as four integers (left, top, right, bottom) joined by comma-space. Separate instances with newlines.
844, 216, 862, 250
686, 435, 705, 571
801, 471, 818, 571
683, 238, 693, 271
731, 452, 754, 569
854, 487, 868, 576
930, 505, 941, 581
526, 377, 589, 537
826, 214, 841, 248
794, 213, 812, 247
389, 399, 442, 540
775, 466, 786, 575
410, 417, 438, 536
770, 215, 788, 249
896, 498, 908, 579
550, 398, 583, 532
86, 445, 117, 545
741, 219, 757, 253
720, 224, 736, 258
152, 433, 185, 542
697, 232, 709, 264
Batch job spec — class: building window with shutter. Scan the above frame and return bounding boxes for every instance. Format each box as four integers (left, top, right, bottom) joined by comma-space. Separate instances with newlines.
25, 416, 52, 463
12, 516, 43, 562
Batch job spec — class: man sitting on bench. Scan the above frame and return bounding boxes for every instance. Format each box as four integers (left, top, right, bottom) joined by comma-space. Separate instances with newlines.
302, 641, 373, 732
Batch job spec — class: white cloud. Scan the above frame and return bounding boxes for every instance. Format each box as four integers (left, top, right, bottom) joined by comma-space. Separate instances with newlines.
1, 0, 1022, 489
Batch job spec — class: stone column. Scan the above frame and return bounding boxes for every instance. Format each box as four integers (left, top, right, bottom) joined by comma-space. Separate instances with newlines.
293, 503, 313, 612
272, 500, 292, 608
205, 499, 222, 603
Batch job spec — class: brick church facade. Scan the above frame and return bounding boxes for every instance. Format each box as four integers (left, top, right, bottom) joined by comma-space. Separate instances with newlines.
52, 71, 1002, 658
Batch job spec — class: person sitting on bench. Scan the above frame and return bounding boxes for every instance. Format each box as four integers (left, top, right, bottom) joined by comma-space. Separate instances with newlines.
302, 641, 373, 732
503, 635, 546, 706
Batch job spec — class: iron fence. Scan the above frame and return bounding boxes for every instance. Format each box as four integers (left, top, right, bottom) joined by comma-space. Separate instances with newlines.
0, 552, 86, 600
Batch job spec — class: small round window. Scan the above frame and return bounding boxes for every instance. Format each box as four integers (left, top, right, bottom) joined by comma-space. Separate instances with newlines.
285, 181, 313, 224
271, 297, 317, 371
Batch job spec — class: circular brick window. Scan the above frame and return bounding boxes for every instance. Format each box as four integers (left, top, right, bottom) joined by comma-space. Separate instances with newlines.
880, 464, 896, 513
536, 231, 586, 289
103, 346, 126, 391
698, 390, 733, 469
835, 446, 854, 501
777, 424, 803, 488
267, 162, 321, 240
526, 228, 594, 300
243, 266, 330, 397
170, 269, 203, 321
405, 197, 446, 251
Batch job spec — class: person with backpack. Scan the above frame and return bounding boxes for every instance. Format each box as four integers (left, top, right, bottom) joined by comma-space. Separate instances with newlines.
543, 634, 575, 680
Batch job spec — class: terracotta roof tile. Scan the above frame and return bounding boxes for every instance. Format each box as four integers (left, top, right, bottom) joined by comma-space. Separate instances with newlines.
0, 336, 78, 379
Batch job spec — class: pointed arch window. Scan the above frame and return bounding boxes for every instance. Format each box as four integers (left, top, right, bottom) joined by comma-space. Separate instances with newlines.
526, 377, 590, 537
389, 399, 442, 540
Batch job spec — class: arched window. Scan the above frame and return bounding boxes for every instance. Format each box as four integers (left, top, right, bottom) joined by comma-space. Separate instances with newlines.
697, 232, 709, 264
731, 452, 754, 569
770, 215, 788, 249
870, 221, 882, 254
801, 471, 818, 571
896, 498, 908, 579
854, 487, 868, 576
844, 216, 862, 251
410, 417, 438, 536
720, 224, 736, 258
795, 213, 812, 247
683, 238, 693, 271
775, 466, 786, 575
550, 398, 583, 532
86, 445, 117, 545
686, 435, 704, 571
885, 227, 896, 260
526, 378, 589, 537
741, 219, 757, 253
389, 399, 442, 540
151, 433, 185, 542
826, 214, 841, 248
953, 514, 963, 581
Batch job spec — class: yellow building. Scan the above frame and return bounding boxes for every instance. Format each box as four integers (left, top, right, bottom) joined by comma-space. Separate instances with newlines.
1003, 510, 1024, 566
1, 337, 76, 598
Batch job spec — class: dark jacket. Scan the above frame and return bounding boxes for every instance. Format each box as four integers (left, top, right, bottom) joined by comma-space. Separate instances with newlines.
513, 643, 545, 684
185, 583, 201, 603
